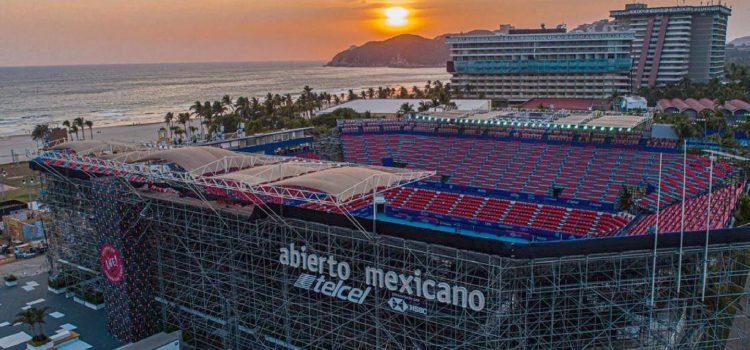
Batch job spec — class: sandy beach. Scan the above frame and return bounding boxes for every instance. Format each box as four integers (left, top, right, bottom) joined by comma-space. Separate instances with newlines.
0, 122, 165, 164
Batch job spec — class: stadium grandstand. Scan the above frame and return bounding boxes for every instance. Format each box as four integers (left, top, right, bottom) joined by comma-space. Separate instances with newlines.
339, 118, 741, 241
31, 114, 750, 349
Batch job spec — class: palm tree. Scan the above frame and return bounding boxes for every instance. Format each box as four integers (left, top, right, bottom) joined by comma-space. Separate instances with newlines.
14, 307, 50, 344
173, 127, 185, 142
203, 101, 215, 137
347, 90, 357, 101
222, 95, 234, 113
31, 124, 49, 143
399, 86, 409, 98
62, 120, 71, 138
84, 120, 94, 139
164, 112, 174, 138
398, 103, 414, 117
411, 86, 422, 98
235, 97, 250, 120
377, 86, 386, 99
177, 113, 191, 139
189, 126, 198, 142
69, 125, 79, 140
190, 101, 205, 139
212, 100, 226, 117
14, 309, 37, 338
430, 98, 441, 111
73, 117, 85, 140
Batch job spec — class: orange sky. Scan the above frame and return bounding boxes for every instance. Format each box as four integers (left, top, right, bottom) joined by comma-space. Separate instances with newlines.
0, 0, 748, 67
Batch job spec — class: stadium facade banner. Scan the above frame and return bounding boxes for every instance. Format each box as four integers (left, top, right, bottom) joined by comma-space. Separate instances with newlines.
100, 243, 124, 284
279, 243, 486, 312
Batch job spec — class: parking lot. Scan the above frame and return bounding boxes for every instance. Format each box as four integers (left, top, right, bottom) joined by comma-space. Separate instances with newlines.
0, 273, 121, 349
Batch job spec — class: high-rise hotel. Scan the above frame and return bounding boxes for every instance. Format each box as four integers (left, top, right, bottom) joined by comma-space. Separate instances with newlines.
447, 3, 732, 101
611, 3, 731, 89
446, 28, 634, 102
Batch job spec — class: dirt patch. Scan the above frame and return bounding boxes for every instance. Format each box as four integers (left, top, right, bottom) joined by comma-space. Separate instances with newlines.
0, 254, 48, 278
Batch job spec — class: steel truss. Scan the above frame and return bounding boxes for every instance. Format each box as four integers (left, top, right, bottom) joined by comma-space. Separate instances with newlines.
36, 150, 434, 206
41, 174, 750, 349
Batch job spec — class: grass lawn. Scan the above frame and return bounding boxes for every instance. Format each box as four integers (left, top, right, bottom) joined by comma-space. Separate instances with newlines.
0, 162, 40, 203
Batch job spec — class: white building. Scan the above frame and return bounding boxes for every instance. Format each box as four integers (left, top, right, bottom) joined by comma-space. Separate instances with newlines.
314, 99, 491, 117
619, 96, 648, 111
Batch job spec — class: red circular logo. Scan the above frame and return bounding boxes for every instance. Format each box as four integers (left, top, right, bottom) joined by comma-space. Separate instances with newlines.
100, 243, 124, 284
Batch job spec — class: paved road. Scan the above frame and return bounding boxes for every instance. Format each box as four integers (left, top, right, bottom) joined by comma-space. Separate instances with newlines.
0, 274, 121, 349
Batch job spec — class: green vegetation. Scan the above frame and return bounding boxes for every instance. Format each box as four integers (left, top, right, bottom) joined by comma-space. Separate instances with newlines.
47, 277, 67, 289
156, 81, 456, 140
734, 194, 750, 226
637, 67, 749, 106
4, 274, 17, 282
83, 291, 104, 305
652, 108, 742, 141
0, 162, 39, 202
25, 80, 455, 144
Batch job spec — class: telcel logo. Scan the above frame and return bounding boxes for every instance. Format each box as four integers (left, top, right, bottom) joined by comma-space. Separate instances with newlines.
294, 273, 371, 304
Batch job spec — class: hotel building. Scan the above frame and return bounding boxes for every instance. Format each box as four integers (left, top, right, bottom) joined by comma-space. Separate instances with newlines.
446, 28, 634, 102
610, 3, 731, 89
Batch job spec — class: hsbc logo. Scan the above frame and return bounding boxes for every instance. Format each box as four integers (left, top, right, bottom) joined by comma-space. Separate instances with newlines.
388, 297, 408, 312
388, 296, 427, 315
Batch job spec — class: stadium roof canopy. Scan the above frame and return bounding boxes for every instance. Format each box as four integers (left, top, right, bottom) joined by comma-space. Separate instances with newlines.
582, 115, 649, 129
49, 140, 144, 155
40, 141, 434, 205
553, 113, 649, 129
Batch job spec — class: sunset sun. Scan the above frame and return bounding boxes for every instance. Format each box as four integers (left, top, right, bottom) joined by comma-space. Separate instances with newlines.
383, 6, 409, 27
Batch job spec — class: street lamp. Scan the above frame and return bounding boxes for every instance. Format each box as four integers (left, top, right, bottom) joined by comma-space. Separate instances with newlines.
21, 176, 35, 204
0, 169, 7, 202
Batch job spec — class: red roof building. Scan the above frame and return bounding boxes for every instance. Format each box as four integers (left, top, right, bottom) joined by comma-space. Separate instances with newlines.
657, 98, 750, 119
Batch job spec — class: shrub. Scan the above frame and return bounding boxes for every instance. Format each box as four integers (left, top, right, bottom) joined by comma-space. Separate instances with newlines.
47, 278, 66, 289
28, 336, 51, 346
83, 291, 104, 304
4, 274, 17, 282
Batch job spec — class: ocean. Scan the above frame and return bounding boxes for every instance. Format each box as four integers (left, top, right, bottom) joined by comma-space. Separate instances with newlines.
0, 61, 449, 137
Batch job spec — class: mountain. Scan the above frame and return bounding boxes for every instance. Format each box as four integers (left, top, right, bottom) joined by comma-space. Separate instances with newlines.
326, 34, 450, 68
327, 31, 493, 68
730, 36, 750, 47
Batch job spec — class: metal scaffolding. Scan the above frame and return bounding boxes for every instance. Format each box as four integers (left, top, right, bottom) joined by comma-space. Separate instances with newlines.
40, 172, 750, 349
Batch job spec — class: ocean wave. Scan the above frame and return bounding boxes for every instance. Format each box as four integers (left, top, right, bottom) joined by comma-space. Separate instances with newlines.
0, 114, 52, 122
